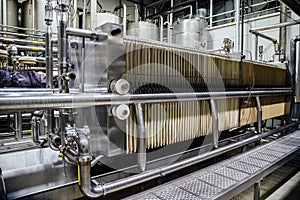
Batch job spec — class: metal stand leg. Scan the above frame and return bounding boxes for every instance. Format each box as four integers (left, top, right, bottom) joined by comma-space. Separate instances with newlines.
254, 181, 260, 200
241, 145, 247, 153
256, 96, 262, 134
281, 118, 286, 136
210, 99, 220, 149
255, 96, 262, 146
14, 112, 22, 139
135, 103, 146, 172
0, 168, 6, 200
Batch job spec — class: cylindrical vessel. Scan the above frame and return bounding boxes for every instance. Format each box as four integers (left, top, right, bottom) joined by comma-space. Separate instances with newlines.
7, 0, 18, 27
22, 0, 58, 33
173, 16, 208, 49
85, 12, 120, 29
127, 21, 159, 40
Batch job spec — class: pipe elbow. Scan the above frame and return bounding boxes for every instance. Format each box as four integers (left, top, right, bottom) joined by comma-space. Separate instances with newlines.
291, 35, 300, 43
79, 184, 104, 198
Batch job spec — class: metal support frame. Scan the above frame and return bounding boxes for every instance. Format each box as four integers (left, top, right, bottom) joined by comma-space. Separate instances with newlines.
250, 20, 300, 61
210, 99, 220, 149
76, 121, 299, 199
135, 103, 147, 172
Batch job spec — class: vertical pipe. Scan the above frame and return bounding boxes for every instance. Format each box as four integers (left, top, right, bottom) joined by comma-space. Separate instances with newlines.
135, 103, 146, 172
235, 0, 240, 52
256, 96, 262, 134
159, 15, 164, 42
255, 35, 258, 61
123, 4, 127, 37
3, 0, 7, 30
134, 4, 139, 23
210, 99, 219, 149
170, 0, 173, 26
239, 0, 244, 86
279, 4, 287, 61
0, 0, 2, 26
292, 36, 300, 102
141, 0, 144, 20
90, 0, 97, 29
32, 0, 35, 30
45, 22, 53, 87
59, 110, 65, 149
45, 1, 55, 142
58, 3, 69, 93
81, 0, 86, 93
210, 0, 213, 28
14, 112, 22, 139
72, 0, 78, 28
31, 116, 40, 144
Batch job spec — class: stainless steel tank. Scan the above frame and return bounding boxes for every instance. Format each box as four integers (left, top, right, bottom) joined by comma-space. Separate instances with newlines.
127, 21, 159, 41
85, 12, 120, 29
22, 0, 58, 33
7, 0, 18, 27
173, 16, 208, 49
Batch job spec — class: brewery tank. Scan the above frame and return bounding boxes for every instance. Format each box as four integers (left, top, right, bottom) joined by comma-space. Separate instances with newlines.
173, 14, 208, 49
22, 0, 58, 33
85, 11, 120, 29
127, 20, 159, 40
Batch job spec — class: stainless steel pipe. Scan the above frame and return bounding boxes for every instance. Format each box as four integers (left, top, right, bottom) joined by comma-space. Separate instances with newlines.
250, 20, 300, 33
58, 4, 69, 93
0, 90, 292, 111
0, 37, 45, 46
14, 112, 22, 139
290, 35, 300, 99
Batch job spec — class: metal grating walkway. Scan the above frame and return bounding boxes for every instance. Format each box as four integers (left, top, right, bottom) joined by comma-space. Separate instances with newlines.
124, 131, 300, 200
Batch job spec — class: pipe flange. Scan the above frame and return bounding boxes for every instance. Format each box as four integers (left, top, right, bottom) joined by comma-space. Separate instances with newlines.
112, 104, 130, 120
110, 79, 130, 95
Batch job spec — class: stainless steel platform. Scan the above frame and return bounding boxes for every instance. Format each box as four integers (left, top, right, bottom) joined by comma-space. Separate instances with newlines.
124, 131, 300, 200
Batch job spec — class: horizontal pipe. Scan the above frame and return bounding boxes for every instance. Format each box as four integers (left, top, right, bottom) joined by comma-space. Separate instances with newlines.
0, 37, 45, 46
15, 45, 45, 52
0, 31, 45, 39
66, 27, 95, 38
250, 20, 300, 32
0, 89, 292, 111
66, 27, 106, 40
251, 32, 278, 44
0, 24, 46, 33
83, 121, 299, 198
